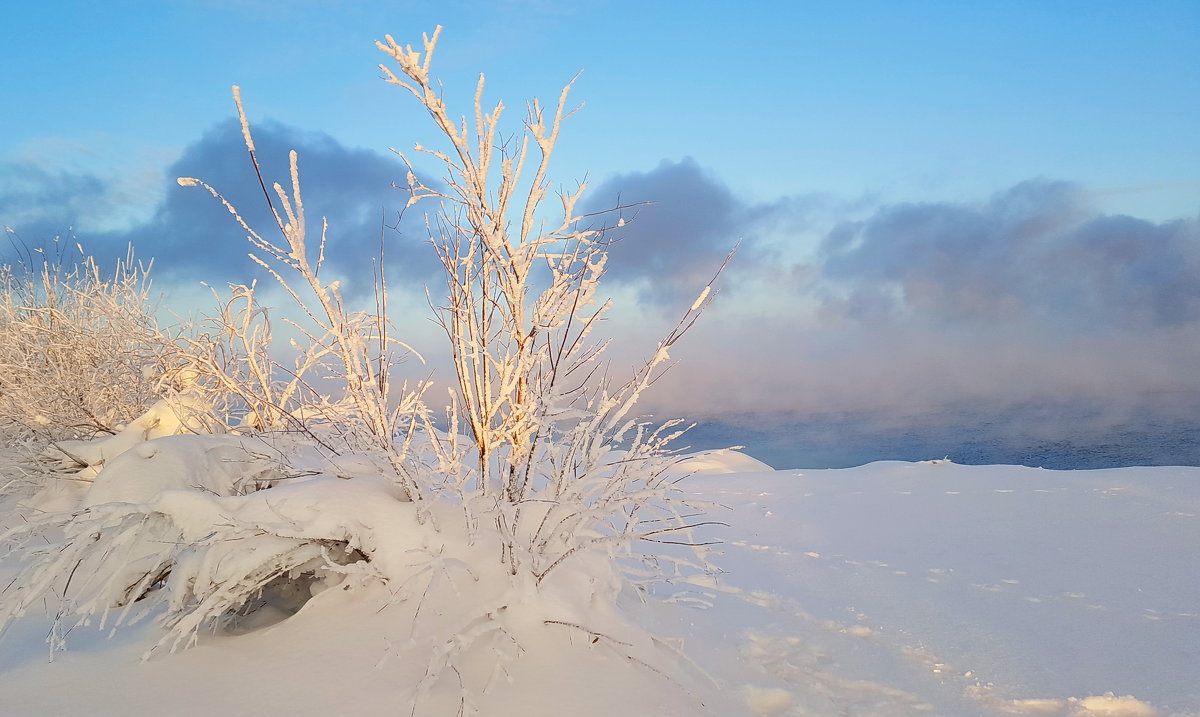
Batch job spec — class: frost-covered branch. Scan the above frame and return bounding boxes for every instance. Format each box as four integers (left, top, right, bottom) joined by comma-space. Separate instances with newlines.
178, 88, 427, 501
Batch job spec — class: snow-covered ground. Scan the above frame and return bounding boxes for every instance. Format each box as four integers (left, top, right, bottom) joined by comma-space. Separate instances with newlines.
2, 449, 1195, 716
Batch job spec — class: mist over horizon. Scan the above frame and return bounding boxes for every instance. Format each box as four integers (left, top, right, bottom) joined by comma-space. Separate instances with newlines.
672, 390, 1200, 470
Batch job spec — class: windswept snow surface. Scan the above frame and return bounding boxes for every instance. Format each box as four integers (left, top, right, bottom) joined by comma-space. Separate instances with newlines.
2, 455, 1197, 716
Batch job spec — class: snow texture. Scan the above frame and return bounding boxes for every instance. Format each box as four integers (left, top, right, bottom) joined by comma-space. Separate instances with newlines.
2, 438, 1197, 716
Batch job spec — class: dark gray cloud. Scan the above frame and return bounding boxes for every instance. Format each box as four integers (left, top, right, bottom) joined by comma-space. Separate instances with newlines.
118, 118, 438, 292
579, 158, 857, 310
586, 167, 1200, 333
818, 179, 1200, 330
581, 158, 748, 305
1, 119, 440, 295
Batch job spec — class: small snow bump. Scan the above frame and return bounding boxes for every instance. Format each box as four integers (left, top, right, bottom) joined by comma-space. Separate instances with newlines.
1001, 697, 1070, 714
1072, 693, 1161, 716
740, 685, 794, 715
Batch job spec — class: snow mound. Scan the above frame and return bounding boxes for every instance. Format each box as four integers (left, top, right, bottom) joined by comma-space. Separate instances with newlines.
740, 684, 795, 714
672, 447, 773, 474
45, 397, 210, 482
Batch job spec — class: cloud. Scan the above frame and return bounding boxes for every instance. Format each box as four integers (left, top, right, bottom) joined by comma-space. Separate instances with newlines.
818, 179, 1200, 329
6, 140, 1197, 425
1, 119, 440, 296
0, 162, 109, 250
117, 119, 438, 292
580, 158, 750, 306
628, 178, 1200, 418
579, 158, 865, 311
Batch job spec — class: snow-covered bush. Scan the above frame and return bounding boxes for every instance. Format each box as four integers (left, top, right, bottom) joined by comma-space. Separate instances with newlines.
375, 26, 732, 578
176, 87, 427, 498
171, 279, 384, 439
0, 243, 173, 444
0, 242, 188, 505
0, 26, 731, 713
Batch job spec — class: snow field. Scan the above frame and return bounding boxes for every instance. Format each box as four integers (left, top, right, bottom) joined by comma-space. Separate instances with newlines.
3, 441, 1196, 716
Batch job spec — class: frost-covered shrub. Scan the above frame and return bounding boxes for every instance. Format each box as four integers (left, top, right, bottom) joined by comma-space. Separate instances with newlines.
1, 418, 711, 688
176, 110, 427, 498
0, 26, 732, 714
169, 280, 386, 440
373, 26, 733, 576
0, 244, 174, 444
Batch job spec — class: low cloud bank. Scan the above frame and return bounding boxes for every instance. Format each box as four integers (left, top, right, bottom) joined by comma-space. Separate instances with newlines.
3, 134, 1196, 421
588, 165, 1199, 419
819, 179, 1200, 329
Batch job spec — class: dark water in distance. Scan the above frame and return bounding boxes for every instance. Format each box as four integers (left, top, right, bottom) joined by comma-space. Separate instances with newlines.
677, 395, 1200, 470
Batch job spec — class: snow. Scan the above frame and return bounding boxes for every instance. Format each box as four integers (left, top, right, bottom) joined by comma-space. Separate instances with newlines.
2, 443, 1198, 715
47, 396, 210, 483
683, 461, 1199, 715
741, 684, 796, 714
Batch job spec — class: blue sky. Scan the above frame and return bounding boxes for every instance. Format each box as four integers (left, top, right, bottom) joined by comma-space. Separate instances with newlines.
2, 0, 1198, 418
4, 1, 1197, 218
